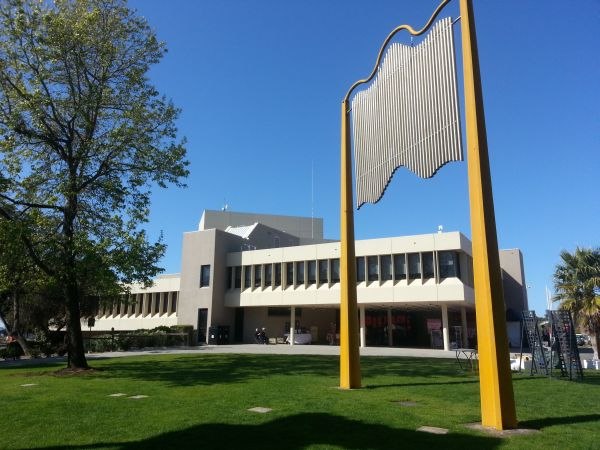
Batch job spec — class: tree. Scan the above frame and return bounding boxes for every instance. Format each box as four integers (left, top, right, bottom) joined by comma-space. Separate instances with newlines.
553, 247, 600, 360
0, 217, 38, 355
0, 0, 188, 369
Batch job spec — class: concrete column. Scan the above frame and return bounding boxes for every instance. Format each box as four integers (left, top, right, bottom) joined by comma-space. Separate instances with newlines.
387, 308, 393, 346
127, 295, 134, 317
137, 294, 144, 317
150, 293, 157, 316
461, 307, 468, 347
290, 306, 296, 346
441, 304, 450, 351
167, 292, 173, 316
158, 292, 164, 316
143, 293, 151, 317
359, 306, 366, 348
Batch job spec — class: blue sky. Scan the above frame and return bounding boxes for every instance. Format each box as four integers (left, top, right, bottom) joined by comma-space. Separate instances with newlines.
129, 0, 599, 316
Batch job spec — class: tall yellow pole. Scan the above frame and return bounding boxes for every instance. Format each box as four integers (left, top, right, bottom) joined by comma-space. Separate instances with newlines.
460, 0, 517, 429
340, 99, 361, 389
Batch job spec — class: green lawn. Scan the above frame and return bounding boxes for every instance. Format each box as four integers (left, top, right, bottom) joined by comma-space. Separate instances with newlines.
0, 354, 598, 449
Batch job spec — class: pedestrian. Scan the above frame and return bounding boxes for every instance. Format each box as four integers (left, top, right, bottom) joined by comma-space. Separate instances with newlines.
6, 332, 22, 360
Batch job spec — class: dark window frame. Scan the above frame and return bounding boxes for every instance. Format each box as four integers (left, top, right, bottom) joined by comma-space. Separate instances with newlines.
367, 256, 379, 282
380, 254, 392, 281
318, 259, 328, 284
393, 254, 406, 280
356, 256, 365, 282
200, 264, 211, 287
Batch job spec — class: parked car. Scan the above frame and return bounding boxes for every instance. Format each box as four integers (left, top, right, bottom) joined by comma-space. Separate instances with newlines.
576, 334, 587, 346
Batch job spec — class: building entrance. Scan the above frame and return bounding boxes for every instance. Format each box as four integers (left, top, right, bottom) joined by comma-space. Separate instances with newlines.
197, 308, 208, 344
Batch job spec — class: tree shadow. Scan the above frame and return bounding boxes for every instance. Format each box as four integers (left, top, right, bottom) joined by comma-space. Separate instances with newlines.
518, 413, 600, 430
59, 354, 472, 387
29, 412, 503, 450
364, 378, 479, 389
512, 372, 600, 386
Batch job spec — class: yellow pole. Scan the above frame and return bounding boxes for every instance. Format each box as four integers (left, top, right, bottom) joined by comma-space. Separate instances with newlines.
459, 0, 517, 429
340, 99, 361, 389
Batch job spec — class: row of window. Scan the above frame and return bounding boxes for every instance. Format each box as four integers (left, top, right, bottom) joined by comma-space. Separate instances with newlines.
96, 292, 178, 318
225, 251, 462, 291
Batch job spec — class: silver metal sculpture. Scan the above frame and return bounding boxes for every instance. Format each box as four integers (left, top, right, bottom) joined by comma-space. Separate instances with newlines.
351, 17, 462, 207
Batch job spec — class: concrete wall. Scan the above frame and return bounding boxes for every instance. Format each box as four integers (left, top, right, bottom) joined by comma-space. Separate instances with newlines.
244, 223, 300, 249
499, 249, 529, 315
177, 228, 244, 341
224, 232, 475, 309
199, 209, 324, 240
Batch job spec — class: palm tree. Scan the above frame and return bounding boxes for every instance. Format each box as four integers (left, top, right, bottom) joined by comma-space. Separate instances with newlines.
553, 247, 600, 360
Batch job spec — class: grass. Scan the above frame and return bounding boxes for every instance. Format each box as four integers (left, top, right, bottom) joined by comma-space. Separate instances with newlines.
0, 353, 599, 449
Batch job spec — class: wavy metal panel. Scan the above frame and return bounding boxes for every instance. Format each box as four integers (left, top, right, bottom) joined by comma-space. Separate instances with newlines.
351, 18, 462, 208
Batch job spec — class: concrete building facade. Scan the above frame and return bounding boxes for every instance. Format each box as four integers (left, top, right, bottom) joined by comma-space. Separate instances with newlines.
90, 210, 528, 351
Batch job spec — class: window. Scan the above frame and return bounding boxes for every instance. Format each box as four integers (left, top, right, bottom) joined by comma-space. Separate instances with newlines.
367, 256, 379, 282
393, 254, 406, 280
234, 266, 242, 289
227, 267, 233, 289
422, 252, 434, 279
274, 263, 282, 287
254, 264, 262, 288
296, 261, 305, 285
331, 258, 340, 283
145, 296, 151, 314
243, 265, 251, 290
307, 260, 316, 285
200, 265, 211, 287
408, 253, 421, 279
318, 259, 328, 284
285, 262, 294, 288
439, 251, 460, 279
380, 255, 392, 281
356, 257, 365, 282
162, 294, 168, 313
264, 263, 272, 287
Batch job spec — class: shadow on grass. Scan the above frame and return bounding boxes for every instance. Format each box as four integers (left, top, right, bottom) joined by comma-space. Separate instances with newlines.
518, 413, 600, 430
78, 355, 469, 387
365, 379, 479, 389
512, 372, 600, 386
30, 412, 503, 450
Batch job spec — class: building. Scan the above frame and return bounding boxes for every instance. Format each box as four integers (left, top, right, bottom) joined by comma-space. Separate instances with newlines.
90, 210, 528, 350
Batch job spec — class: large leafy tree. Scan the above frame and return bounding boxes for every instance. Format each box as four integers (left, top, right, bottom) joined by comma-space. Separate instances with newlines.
0, 0, 188, 368
553, 247, 600, 360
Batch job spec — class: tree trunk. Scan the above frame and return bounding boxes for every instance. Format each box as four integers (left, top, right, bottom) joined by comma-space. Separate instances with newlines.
65, 281, 89, 369
592, 333, 599, 361
62, 189, 88, 369
12, 288, 30, 356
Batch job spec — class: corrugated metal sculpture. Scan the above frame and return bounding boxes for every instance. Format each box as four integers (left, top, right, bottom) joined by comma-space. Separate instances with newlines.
350, 17, 461, 208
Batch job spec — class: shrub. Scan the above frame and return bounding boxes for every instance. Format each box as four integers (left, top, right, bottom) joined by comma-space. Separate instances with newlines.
117, 336, 133, 351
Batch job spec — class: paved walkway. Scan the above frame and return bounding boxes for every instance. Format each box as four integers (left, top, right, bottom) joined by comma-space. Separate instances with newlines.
92, 344, 464, 359
1, 344, 535, 367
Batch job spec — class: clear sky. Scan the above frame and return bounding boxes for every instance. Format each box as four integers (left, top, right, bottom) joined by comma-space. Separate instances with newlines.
128, 0, 599, 317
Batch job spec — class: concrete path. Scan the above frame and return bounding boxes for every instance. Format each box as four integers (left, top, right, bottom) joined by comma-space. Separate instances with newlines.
90, 344, 464, 360
1, 343, 557, 367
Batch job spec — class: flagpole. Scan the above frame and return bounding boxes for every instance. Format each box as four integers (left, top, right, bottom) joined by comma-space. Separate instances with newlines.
460, 0, 517, 429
